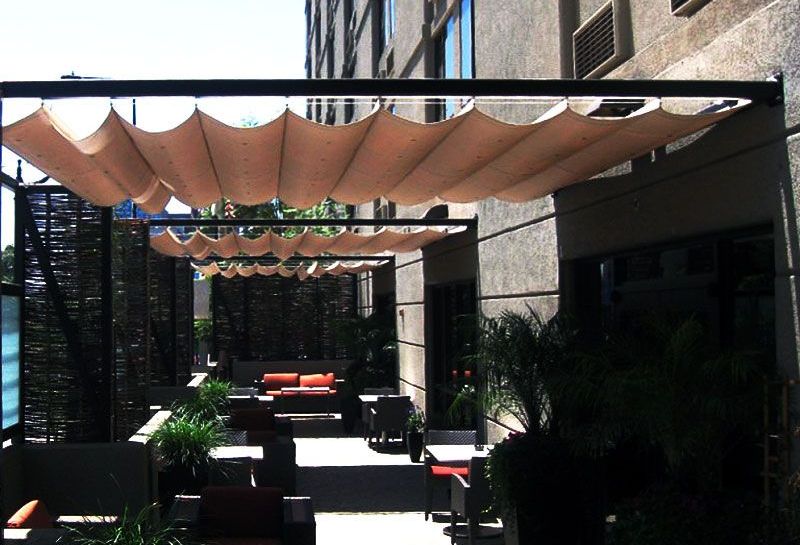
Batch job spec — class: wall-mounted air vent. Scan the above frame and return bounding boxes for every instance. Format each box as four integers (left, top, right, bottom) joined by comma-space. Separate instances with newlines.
671, 0, 712, 16
573, 0, 632, 79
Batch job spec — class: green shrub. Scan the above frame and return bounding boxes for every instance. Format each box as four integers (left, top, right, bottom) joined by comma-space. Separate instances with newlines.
67, 503, 183, 545
150, 416, 225, 476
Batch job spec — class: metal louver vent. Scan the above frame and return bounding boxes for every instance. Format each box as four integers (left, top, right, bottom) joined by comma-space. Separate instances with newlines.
671, 0, 711, 16
573, 0, 631, 79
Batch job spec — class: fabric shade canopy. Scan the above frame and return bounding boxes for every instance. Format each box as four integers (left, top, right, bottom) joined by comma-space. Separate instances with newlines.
150, 225, 463, 259
2, 99, 745, 213
192, 260, 387, 280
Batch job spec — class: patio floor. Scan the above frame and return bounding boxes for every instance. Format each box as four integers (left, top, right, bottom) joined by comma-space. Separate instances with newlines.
291, 415, 504, 545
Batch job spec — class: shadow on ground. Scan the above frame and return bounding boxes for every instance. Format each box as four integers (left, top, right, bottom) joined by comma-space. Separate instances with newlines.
298, 464, 434, 513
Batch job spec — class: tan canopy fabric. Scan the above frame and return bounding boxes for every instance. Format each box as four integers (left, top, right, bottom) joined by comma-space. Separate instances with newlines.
2, 100, 745, 213
192, 260, 387, 279
150, 225, 463, 259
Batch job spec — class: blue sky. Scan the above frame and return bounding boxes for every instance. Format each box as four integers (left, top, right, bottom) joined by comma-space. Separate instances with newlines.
1, 1, 307, 243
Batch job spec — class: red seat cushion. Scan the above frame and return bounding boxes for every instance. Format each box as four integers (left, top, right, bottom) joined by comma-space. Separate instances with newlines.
429, 465, 469, 477
200, 486, 283, 538
263, 373, 299, 390
6, 500, 53, 529
229, 408, 276, 431
299, 373, 335, 388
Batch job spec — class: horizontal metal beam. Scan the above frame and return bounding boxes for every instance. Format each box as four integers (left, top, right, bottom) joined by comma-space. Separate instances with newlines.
0, 78, 783, 101
150, 217, 477, 228
194, 255, 393, 263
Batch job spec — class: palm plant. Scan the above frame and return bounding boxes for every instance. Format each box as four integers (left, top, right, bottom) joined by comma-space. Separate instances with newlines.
469, 309, 572, 433
335, 312, 397, 391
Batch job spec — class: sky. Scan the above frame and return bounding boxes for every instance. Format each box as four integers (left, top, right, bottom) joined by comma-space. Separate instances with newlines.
1, 0, 308, 247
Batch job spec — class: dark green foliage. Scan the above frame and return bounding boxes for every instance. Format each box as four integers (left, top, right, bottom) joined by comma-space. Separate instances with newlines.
607, 486, 771, 545
336, 312, 397, 393
171, 379, 232, 423
406, 405, 425, 432
150, 416, 225, 476
193, 318, 212, 342
469, 309, 573, 434
1, 244, 13, 282
553, 313, 766, 492
67, 503, 183, 545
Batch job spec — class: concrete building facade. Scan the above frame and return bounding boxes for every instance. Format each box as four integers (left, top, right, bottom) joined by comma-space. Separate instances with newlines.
306, 0, 800, 440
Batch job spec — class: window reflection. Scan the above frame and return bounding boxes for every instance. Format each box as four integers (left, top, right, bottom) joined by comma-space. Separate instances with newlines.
1, 185, 14, 283
2, 295, 21, 429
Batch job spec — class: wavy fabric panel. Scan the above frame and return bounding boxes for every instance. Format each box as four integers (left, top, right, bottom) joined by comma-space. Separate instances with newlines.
3, 100, 745, 212
150, 225, 462, 259
191, 260, 388, 279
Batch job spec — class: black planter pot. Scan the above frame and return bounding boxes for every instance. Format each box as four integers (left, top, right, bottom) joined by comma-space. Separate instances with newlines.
340, 396, 360, 434
158, 465, 209, 511
407, 431, 424, 462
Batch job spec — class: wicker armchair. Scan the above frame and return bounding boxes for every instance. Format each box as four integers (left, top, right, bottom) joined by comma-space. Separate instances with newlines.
423, 429, 477, 520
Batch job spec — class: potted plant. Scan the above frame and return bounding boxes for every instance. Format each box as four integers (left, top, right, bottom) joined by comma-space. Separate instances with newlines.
406, 405, 425, 462
469, 308, 583, 545
67, 503, 184, 545
151, 415, 225, 509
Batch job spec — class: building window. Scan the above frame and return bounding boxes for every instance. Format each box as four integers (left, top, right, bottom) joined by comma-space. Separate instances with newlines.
433, 1, 473, 119
380, 0, 396, 52
314, 5, 322, 76
434, 15, 456, 119
459, 0, 474, 79
2, 295, 20, 430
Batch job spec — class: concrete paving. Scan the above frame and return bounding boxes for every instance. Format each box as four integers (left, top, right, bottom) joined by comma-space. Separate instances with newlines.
291, 415, 504, 545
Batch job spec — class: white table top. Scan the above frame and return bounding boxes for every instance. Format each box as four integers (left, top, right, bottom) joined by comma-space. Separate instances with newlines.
211, 445, 263, 460
425, 444, 491, 463
282, 386, 330, 392
358, 394, 405, 403
229, 394, 274, 402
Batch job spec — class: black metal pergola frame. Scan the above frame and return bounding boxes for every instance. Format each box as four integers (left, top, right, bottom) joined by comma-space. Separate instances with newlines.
0, 76, 785, 444
0, 77, 783, 101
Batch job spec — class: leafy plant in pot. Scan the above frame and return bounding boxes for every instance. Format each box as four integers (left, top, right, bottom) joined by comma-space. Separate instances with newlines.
471, 308, 585, 545
151, 415, 225, 509
406, 405, 425, 462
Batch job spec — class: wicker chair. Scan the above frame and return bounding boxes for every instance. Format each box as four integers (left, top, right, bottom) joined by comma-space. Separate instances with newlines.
424, 429, 477, 520
361, 388, 396, 441
368, 395, 411, 447
450, 456, 492, 545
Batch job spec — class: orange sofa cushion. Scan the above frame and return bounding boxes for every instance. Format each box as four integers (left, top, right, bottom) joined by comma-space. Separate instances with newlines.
299, 373, 335, 388
6, 500, 53, 529
263, 373, 299, 389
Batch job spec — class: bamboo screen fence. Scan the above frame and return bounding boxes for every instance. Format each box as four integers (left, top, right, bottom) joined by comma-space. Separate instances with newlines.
23, 191, 108, 442
212, 274, 355, 361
